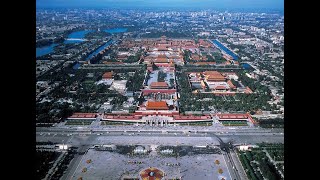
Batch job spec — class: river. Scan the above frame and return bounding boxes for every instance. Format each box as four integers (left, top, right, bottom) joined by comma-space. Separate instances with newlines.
242, 63, 253, 70
36, 43, 57, 57
212, 39, 239, 61
85, 40, 113, 61
63, 30, 93, 44
104, 28, 127, 34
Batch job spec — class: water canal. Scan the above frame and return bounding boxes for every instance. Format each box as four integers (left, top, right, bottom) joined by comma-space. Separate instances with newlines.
36, 28, 127, 58
212, 39, 239, 60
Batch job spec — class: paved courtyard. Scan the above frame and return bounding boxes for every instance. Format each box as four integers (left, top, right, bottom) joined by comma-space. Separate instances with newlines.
70, 148, 231, 180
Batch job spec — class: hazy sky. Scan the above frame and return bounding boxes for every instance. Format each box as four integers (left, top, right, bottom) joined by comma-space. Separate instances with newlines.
37, 0, 283, 10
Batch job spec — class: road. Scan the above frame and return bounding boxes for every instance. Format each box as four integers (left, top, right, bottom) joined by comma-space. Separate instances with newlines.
210, 133, 242, 180
61, 143, 91, 180
230, 149, 249, 180
36, 127, 283, 147
223, 150, 240, 180
37, 125, 284, 134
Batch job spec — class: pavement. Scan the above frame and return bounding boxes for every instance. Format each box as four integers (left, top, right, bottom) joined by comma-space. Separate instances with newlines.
63, 148, 232, 180
37, 124, 284, 180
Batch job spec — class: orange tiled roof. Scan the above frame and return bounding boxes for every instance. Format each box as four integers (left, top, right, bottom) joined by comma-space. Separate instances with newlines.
155, 58, 168, 63
204, 71, 225, 81
69, 113, 96, 118
207, 76, 225, 81
150, 82, 168, 89
215, 86, 228, 90
102, 72, 113, 79
227, 80, 236, 89
158, 54, 167, 58
146, 101, 169, 110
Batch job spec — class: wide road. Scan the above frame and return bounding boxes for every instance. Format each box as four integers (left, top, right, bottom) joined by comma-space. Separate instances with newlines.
36, 126, 283, 134
229, 149, 249, 180
36, 129, 283, 147
61, 144, 91, 180
223, 150, 241, 180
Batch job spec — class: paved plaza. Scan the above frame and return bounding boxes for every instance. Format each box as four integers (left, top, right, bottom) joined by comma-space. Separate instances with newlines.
70, 148, 231, 180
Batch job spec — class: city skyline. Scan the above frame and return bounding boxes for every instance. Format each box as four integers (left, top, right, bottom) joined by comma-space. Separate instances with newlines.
37, 0, 284, 10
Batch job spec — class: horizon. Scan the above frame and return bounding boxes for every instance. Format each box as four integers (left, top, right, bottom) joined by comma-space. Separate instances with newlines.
36, 0, 284, 11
